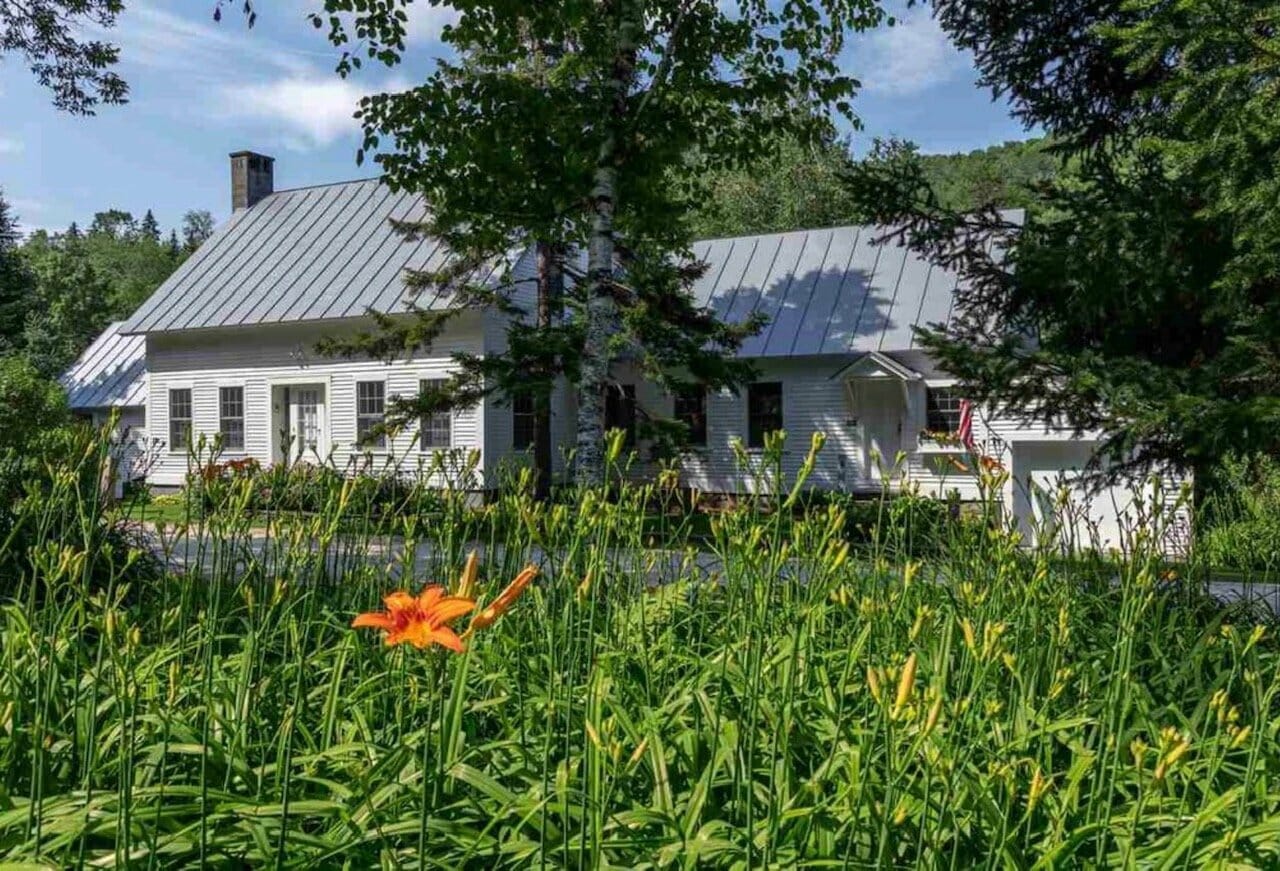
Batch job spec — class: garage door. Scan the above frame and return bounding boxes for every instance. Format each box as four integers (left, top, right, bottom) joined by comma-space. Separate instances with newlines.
1009, 442, 1138, 553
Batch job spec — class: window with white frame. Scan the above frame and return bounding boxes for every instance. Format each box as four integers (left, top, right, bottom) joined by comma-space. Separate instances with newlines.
926, 386, 963, 434
419, 379, 451, 449
219, 386, 244, 449
169, 388, 192, 451
356, 380, 386, 448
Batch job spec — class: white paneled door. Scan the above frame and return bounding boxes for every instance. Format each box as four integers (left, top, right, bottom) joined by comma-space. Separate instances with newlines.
288, 384, 327, 462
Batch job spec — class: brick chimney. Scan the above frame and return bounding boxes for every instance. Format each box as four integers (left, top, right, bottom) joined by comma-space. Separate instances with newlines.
230, 151, 274, 212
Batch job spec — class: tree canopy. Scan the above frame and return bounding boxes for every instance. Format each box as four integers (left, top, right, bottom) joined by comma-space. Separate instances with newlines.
3, 199, 193, 378
846, 0, 1280, 480
688, 135, 1058, 239
315, 0, 887, 485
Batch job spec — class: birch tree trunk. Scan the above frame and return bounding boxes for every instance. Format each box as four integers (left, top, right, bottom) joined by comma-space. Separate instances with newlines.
575, 4, 638, 488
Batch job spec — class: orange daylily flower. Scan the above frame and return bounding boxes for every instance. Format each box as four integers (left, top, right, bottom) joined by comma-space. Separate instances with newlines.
466, 564, 539, 636
352, 585, 476, 652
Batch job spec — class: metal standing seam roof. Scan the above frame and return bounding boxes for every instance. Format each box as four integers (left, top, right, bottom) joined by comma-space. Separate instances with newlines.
688, 224, 963, 357
121, 172, 1009, 358
60, 321, 147, 409
120, 178, 512, 335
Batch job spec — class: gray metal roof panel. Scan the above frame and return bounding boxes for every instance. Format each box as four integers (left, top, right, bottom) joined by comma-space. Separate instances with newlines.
739, 230, 809, 358
160, 191, 297, 331
303, 190, 417, 321
761, 228, 835, 357
61, 322, 147, 409
214, 185, 340, 327
686, 225, 961, 358
122, 182, 981, 358
121, 179, 463, 334
789, 226, 860, 356
258, 181, 388, 324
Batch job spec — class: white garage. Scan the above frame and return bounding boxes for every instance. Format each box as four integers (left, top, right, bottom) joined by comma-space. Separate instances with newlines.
1007, 441, 1181, 555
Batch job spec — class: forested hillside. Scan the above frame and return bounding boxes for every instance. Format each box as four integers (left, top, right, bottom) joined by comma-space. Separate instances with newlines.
0, 197, 211, 379
689, 136, 1056, 239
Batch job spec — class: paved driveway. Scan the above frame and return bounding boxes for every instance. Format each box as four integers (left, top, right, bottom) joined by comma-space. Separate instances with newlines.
141, 524, 1280, 615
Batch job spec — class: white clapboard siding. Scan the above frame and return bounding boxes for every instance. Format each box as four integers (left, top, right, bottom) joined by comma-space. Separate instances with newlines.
609, 357, 913, 495
146, 316, 486, 487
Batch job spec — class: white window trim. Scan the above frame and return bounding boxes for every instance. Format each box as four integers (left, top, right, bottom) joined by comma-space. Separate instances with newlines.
418, 378, 454, 451
355, 379, 389, 451
218, 384, 247, 452
167, 386, 195, 456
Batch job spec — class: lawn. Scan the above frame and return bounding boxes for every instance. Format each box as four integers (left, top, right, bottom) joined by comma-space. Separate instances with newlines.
2, 437, 1279, 868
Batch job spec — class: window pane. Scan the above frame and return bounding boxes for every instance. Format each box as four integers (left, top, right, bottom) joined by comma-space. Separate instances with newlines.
674, 386, 707, 446
219, 386, 244, 449
926, 387, 963, 433
169, 388, 192, 451
419, 379, 451, 449
747, 382, 782, 448
356, 381, 386, 448
512, 393, 536, 450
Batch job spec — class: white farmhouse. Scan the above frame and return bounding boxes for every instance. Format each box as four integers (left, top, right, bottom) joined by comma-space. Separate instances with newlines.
102, 152, 1184, 553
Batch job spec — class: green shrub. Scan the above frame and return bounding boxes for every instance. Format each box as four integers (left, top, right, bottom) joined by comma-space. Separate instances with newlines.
0, 354, 68, 455
1198, 454, 1280, 572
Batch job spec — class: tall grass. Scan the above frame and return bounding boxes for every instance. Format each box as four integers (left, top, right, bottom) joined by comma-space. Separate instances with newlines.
1, 429, 1278, 868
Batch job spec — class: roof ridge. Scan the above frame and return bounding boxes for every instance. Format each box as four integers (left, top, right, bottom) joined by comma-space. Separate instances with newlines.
267, 175, 386, 197
692, 223, 878, 246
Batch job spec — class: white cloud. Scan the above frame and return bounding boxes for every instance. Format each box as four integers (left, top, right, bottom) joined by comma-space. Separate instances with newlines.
848, 9, 968, 96
0, 137, 22, 155
217, 75, 405, 149
105, 1, 316, 78
405, 2, 458, 44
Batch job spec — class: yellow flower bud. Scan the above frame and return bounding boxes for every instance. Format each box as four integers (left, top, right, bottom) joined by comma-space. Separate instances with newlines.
867, 666, 883, 704
894, 653, 918, 715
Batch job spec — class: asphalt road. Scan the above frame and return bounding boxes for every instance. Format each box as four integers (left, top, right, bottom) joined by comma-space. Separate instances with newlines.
142, 525, 1280, 615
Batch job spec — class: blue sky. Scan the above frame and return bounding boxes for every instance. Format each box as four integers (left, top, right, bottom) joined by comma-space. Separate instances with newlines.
0, 0, 1031, 235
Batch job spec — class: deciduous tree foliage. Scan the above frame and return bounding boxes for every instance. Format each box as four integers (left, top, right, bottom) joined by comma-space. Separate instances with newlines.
1, 0, 260, 113
847, 0, 1280, 481
313, 0, 885, 486
0, 0, 127, 113
689, 134, 1058, 239
16, 211, 191, 377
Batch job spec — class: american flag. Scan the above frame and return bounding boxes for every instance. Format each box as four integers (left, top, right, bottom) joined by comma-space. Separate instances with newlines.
957, 399, 976, 452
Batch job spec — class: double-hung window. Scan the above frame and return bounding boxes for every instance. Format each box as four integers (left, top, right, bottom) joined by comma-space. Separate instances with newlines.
356, 381, 386, 448
512, 393, 536, 450
673, 386, 707, 447
219, 386, 245, 450
419, 379, 451, 449
746, 382, 783, 449
169, 388, 192, 451
926, 387, 963, 434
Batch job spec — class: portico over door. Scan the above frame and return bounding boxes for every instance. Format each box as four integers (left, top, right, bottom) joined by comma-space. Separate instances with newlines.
831, 351, 923, 483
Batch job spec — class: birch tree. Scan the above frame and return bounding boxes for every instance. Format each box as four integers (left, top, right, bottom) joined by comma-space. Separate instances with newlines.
315, 0, 885, 486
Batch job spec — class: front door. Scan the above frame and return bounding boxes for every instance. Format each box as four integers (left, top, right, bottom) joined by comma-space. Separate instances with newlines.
283, 384, 327, 462
857, 378, 904, 480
